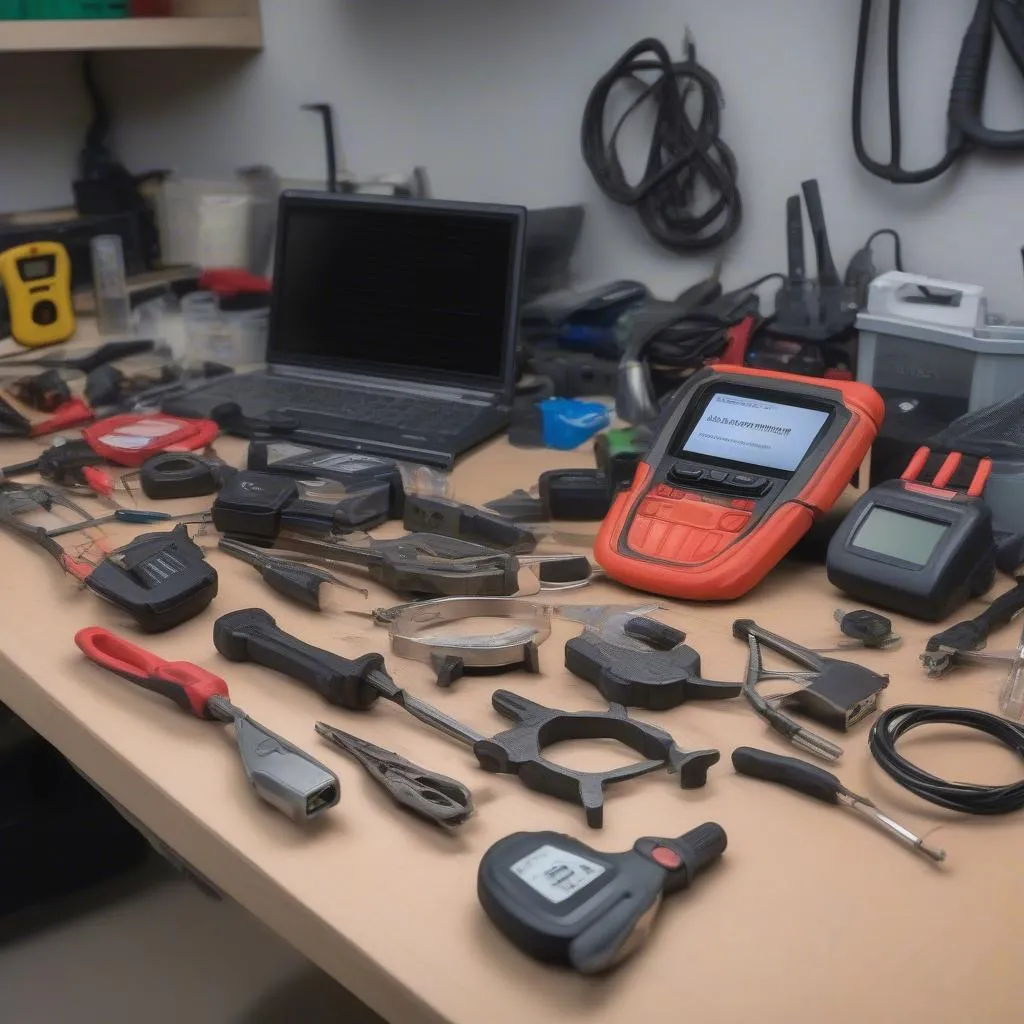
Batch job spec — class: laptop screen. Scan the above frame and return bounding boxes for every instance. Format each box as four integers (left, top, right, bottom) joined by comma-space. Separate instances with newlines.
268, 192, 524, 395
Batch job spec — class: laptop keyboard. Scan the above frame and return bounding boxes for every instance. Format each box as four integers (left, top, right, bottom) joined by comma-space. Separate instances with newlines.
230, 377, 484, 435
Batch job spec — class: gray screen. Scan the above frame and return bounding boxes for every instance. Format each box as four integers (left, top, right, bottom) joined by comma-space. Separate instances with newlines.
852, 507, 949, 566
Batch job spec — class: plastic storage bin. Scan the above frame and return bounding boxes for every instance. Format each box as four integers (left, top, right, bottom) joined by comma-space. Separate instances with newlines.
857, 271, 1024, 423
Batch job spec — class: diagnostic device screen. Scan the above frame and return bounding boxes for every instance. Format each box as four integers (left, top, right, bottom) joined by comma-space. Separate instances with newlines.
680, 392, 830, 472
17, 255, 54, 282
851, 506, 948, 566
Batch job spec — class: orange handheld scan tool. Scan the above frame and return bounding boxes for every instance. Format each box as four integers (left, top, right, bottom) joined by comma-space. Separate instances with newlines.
594, 366, 884, 600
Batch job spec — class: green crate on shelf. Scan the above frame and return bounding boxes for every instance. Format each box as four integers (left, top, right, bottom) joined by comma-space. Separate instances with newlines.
22, 0, 128, 16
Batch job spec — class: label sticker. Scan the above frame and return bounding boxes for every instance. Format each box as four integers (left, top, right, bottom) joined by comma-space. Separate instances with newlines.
510, 844, 605, 904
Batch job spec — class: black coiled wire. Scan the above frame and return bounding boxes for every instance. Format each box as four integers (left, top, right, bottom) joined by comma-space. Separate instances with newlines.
581, 37, 741, 253
869, 705, 1024, 815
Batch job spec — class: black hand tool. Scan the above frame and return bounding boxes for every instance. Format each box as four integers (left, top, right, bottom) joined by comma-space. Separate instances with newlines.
402, 494, 538, 554
734, 619, 890, 761
138, 451, 233, 500
314, 723, 473, 828
732, 746, 945, 863
270, 531, 521, 597
478, 821, 727, 973
565, 615, 742, 710
833, 608, 899, 649
212, 609, 720, 827
0, 339, 155, 372
218, 538, 367, 610
921, 577, 1024, 677
76, 626, 339, 822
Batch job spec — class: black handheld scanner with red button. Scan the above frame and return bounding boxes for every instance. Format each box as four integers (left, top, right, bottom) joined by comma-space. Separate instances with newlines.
594, 366, 884, 600
477, 823, 727, 974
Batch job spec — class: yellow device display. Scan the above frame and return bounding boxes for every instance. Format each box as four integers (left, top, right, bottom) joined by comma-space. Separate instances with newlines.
0, 241, 75, 348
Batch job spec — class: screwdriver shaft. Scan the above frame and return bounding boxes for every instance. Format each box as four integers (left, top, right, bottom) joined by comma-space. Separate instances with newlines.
839, 792, 946, 863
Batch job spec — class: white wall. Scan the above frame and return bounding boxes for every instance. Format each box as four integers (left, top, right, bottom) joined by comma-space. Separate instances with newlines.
14, 1, 1024, 310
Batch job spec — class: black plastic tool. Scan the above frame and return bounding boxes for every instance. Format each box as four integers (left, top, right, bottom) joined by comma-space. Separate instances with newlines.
732, 746, 945, 863
734, 619, 890, 761
139, 451, 231, 500
86, 525, 219, 632
218, 538, 366, 610
314, 723, 473, 828
0, 339, 155, 372
921, 577, 1024, 677
403, 495, 538, 553
271, 532, 521, 597
212, 471, 299, 543
212, 609, 720, 827
478, 822, 727, 973
836, 609, 897, 649
565, 615, 742, 710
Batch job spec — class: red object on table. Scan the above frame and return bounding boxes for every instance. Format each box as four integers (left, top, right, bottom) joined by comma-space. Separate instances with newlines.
129, 0, 173, 14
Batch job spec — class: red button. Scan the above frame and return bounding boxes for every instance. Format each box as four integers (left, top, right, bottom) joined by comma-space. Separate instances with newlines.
653, 484, 673, 497
650, 846, 682, 869
730, 498, 756, 511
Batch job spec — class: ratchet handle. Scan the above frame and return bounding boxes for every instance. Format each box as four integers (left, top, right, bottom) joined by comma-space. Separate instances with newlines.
402, 495, 538, 553
75, 626, 229, 719
212, 608, 382, 710
731, 746, 841, 803
926, 577, 1024, 654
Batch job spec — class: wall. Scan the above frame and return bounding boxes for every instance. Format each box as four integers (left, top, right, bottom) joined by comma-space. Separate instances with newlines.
16, 1, 1024, 310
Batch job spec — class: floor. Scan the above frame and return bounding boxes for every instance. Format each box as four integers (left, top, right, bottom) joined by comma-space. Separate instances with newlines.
0, 853, 385, 1024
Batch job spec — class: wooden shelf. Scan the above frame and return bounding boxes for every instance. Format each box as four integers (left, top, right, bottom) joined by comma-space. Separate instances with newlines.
0, 15, 262, 52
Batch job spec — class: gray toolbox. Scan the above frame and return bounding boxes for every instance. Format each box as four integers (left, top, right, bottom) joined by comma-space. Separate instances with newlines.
857, 271, 1024, 422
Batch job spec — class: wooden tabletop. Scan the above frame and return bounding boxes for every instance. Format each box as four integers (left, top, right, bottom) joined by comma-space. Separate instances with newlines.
0, 423, 1022, 1023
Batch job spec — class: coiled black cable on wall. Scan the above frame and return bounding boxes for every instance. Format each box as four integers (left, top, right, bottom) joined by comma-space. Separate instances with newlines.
581, 36, 741, 253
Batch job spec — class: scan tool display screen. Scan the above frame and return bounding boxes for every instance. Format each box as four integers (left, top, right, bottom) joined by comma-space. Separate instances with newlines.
851, 506, 949, 566
680, 391, 831, 472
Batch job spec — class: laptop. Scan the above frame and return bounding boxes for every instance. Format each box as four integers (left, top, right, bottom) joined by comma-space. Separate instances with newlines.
166, 190, 526, 469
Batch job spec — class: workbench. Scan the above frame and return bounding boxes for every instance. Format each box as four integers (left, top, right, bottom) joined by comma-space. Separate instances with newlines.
1, 425, 1022, 1024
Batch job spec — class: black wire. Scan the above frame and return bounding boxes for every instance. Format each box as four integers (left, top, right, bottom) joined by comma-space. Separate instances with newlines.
865, 228, 903, 271
581, 36, 741, 253
852, 0, 966, 184
869, 705, 1024, 815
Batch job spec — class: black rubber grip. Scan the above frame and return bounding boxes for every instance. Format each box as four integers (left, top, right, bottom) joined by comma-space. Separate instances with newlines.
622, 616, 686, 650
731, 746, 841, 803
537, 555, 592, 584
368, 534, 520, 597
732, 618, 756, 641
140, 452, 220, 500
926, 577, 1024, 654
212, 608, 381, 710
259, 563, 324, 610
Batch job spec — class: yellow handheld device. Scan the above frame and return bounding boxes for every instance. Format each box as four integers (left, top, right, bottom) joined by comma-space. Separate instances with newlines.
0, 241, 75, 348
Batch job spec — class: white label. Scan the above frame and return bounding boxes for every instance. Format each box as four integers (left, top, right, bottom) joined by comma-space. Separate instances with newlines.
510, 844, 605, 904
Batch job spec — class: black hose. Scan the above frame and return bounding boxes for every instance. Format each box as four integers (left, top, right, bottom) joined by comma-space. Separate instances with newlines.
869, 704, 1024, 815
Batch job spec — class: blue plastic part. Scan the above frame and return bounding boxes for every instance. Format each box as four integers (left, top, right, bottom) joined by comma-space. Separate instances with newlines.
539, 398, 611, 450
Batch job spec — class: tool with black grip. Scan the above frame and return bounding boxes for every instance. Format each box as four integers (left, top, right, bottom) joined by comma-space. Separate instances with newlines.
732, 746, 945, 864
921, 577, 1024, 677
269, 531, 521, 597
478, 821, 727, 973
403, 494, 538, 553
138, 451, 233, 500
314, 723, 473, 828
212, 608, 720, 826
218, 538, 367, 610
75, 627, 339, 822
565, 614, 742, 710
0, 338, 155, 371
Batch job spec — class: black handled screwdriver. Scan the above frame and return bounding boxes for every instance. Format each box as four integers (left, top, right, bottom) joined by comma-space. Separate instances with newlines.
732, 746, 946, 864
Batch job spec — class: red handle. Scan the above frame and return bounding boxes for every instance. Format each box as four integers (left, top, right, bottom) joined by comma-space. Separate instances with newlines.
75, 626, 229, 719
30, 398, 93, 437
81, 466, 114, 498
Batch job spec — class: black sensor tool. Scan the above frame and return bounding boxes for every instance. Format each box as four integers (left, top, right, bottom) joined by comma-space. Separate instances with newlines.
478, 822, 726, 973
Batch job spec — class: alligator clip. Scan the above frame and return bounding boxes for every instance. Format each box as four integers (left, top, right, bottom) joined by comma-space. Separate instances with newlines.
314, 723, 473, 828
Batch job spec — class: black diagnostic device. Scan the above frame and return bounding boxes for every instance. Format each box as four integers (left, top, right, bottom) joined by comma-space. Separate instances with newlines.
827, 449, 995, 621
212, 472, 299, 544
478, 823, 726, 974
247, 440, 405, 516
85, 525, 219, 632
